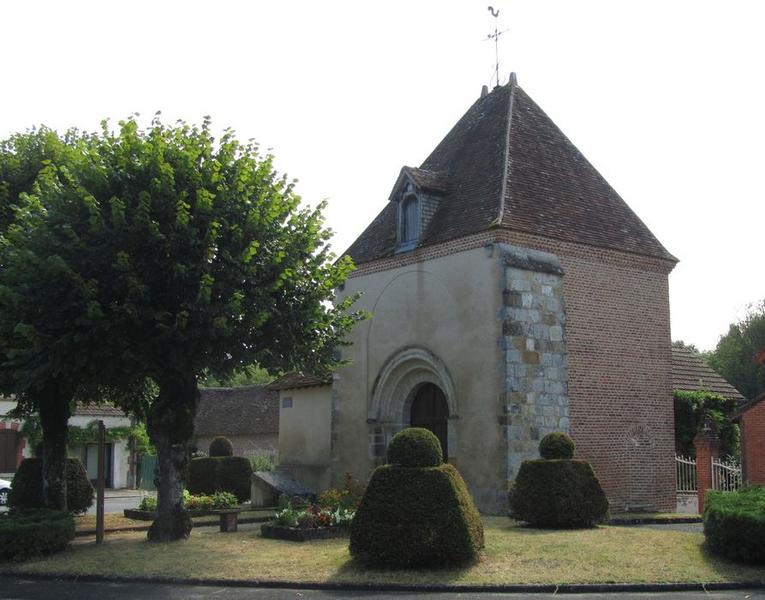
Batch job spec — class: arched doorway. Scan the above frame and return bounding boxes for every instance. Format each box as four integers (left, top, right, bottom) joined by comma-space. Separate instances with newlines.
410, 383, 449, 460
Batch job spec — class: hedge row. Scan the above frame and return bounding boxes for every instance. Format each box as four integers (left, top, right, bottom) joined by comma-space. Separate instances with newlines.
8, 458, 94, 514
188, 456, 252, 502
704, 486, 765, 564
0, 509, 75, 561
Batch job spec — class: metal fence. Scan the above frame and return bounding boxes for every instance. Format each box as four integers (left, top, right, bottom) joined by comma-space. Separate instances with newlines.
711, 457, 742, 492
676, 455, 697, 493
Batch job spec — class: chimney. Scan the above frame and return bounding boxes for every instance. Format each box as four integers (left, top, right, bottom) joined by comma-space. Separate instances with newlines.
480, 85, 489, 99
509, 72, 518, 86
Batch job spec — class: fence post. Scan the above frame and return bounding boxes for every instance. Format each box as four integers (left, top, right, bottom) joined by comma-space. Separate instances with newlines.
693, 421, 720, 515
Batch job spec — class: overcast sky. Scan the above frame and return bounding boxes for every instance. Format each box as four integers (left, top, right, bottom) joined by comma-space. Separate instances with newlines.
2, 1, 763, 351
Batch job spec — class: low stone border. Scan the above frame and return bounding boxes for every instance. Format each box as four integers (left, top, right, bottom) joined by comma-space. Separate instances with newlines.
1, 572, 763, 594
260, 523, 349, 542
76, 515, 273, 537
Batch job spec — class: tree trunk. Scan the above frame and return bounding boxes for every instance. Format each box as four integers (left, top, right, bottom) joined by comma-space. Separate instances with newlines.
146, 373, 199, 542
38, 381, 72, 511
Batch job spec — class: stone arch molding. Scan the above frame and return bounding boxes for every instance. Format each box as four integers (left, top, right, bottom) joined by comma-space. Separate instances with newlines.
369, 347, 458, 423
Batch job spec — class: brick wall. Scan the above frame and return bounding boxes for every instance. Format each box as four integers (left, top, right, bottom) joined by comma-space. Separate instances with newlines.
741, 400, 765, 485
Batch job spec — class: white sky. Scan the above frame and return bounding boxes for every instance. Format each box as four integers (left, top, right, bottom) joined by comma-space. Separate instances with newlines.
1, 1, 763, 351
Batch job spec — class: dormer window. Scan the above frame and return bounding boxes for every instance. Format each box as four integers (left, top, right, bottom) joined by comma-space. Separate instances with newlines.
400, 193, 420, 245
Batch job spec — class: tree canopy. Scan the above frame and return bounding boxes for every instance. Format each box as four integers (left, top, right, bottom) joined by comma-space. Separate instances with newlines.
708, 301, 765, 401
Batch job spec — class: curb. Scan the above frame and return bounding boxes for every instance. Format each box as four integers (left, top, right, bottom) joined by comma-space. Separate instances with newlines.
2, 572, 764, 594
608, 517, 702, 525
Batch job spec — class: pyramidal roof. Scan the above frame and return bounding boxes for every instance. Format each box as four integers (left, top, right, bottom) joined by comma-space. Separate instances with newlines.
344, 80, 676, 265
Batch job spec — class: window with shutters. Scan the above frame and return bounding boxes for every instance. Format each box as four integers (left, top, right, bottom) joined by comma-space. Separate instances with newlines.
397, 188, 421, 252
0, 430, 18, 473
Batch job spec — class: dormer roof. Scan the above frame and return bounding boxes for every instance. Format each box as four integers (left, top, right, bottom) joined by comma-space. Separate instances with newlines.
344, 80, 677, 265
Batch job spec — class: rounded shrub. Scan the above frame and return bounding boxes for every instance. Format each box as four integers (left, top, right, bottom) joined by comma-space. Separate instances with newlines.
209, 436, 234, 457
0, 508, 75, 561
188, 455, 252, 502
509, 459, 609, 527
386, 427, 443, 467
539, 432, 575, 459
8, 458, 94, 515
704, 486, 765, 564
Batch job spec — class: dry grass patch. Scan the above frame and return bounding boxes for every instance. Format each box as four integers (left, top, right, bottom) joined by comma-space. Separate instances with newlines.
4, 517, 762, 585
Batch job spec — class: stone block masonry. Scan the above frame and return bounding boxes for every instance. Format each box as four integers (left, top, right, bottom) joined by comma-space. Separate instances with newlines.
499, 244, 569, 482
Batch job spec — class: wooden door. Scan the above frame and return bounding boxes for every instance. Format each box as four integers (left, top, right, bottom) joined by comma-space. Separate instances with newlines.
410, 383, 448, 460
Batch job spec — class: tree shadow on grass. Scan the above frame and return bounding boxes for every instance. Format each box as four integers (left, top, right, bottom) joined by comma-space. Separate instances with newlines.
697, 539, 765, 583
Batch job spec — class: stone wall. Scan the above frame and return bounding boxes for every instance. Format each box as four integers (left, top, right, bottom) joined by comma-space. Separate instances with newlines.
499, 244, 569, 481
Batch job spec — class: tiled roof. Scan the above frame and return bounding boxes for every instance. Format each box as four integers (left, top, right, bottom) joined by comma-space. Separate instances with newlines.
194, 385, 278, 437
344, 81, 676, 265
267, 372, 332, 391
74, 403, 127, 417
734, 392, 765, 419
671, 347, 746, 404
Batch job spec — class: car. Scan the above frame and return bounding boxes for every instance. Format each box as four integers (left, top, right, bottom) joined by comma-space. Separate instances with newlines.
0, 478, 11, 506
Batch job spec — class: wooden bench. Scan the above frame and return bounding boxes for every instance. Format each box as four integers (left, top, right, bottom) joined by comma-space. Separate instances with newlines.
216, 509, 242, 533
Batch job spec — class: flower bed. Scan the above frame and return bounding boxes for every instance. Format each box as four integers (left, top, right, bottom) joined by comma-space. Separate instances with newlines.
126, 490, 239, 520
260, 522, 349, 541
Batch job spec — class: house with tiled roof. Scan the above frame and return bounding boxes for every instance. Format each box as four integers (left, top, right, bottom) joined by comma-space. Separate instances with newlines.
671, 347, 746, 404
273, 76, 678, 513
192, 385, 279, 459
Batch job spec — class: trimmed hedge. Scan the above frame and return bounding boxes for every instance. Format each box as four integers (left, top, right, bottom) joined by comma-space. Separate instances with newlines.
0, 509, 75, 561
8, 458, 94, 515
387, 427, 443, 467
509, 459, 609, 527
539, 432, 575, 459
704, 486, 765, 564
188, 456, 252, 502
350, 463, 484, 567
209, 436, 234, 457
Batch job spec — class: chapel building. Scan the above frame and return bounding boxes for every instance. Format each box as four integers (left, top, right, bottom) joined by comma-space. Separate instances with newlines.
273, 76, 678, 514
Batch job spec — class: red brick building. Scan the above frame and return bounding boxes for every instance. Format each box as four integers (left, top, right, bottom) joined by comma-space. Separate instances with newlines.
735, 350, 765, 485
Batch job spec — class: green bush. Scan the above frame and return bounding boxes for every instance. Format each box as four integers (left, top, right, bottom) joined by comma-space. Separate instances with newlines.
386, 427, 443, 467
509, 459, 609, 527
249, 453, 275, 472
8, 458, 94, 514
704, 486, 765, 564
209, 436, 234, 457
138, 496, 157, 512
188, 456, 252, 502
0, 509, 75, 561
350, 463, 484, 567
539, 432, 575, 459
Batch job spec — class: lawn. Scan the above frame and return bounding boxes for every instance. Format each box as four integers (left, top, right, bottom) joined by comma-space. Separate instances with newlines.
2, 517, 762, 586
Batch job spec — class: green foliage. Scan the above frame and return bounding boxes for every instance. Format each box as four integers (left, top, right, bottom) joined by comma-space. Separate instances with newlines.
8, 458, 94, 515
539, 432, 575, 459
248, 453, 275, 472
386, 427, 443, 467
0, 508, 75, 561
708, 301, 765, 401
187, 456, 252, 502
673, 390, 740, 458
201, 363, 274, 387
138, 496, 157, 512
318, 473, 364, 511
704, 486, 765, 564
350, 463, 484, 567
209, 436, 234, 457
509, 459, 609, 527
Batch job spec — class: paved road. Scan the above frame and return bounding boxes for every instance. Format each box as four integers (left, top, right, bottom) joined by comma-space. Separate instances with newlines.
85, 494, 143, 515
0, 579, 763, 600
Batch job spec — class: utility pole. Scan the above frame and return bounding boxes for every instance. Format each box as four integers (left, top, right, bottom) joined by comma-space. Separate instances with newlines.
96, 420, 105, 544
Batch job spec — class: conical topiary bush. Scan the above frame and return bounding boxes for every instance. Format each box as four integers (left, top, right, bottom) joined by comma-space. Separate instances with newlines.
349, 427, 484, 567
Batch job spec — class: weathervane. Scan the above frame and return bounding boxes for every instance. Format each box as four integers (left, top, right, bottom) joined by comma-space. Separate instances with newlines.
486, 6, 508, 88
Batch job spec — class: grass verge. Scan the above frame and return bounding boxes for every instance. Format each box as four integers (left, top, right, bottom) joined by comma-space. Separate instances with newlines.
2, 517, 762, 585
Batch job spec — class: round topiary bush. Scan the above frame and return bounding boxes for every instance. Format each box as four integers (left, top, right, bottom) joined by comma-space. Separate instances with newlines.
0, 508, 75, 561
386, 427, 443, 467
8, 458, 94, 515
509, 459, 609, 527
539, 432, 575, 459
208, 436, 234, 458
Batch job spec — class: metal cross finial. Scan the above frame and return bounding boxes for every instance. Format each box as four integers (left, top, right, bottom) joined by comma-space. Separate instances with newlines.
486, 6, 508, 88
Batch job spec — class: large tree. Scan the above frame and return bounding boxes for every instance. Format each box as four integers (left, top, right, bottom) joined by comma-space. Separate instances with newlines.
20, 116, 362, 540
708, 301, 765, 401
0, 128, 102, 510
